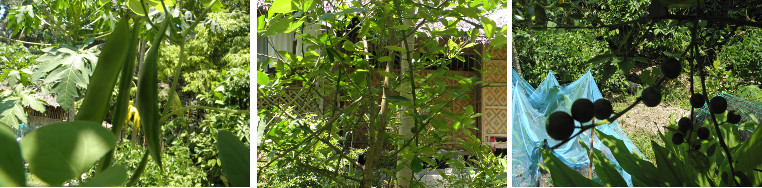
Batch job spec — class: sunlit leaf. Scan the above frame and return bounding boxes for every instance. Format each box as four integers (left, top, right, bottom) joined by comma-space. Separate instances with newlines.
269, 0, 295, 17
540, 148, 601, 186
20, 121, 116, 186
82, 165, 127, 187
735, 122, 762, 172
0, 125, 25, 186
217, 130, 250, 186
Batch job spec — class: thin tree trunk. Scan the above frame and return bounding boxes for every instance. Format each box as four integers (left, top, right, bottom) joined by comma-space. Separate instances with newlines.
396, 18, 415, 188
512, 40, 520, 74
363, 53, 392, 188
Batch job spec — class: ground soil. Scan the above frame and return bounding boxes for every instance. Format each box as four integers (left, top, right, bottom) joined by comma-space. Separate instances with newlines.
617, 103, 690, 136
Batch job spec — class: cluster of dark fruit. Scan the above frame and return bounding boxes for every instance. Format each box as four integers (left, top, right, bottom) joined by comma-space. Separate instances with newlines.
546, 58, 679, 141
671, 94, 742, 150
546, 98, 613, 140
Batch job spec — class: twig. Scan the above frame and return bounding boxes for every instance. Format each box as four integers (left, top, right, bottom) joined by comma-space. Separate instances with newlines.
698, 44, 739, 186
0, 36, 52, 46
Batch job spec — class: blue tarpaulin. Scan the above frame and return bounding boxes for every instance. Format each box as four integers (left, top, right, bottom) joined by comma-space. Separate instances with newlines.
512, 69, 644, 186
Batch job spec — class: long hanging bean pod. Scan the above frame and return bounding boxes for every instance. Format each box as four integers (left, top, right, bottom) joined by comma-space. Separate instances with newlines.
134, 16, 171, 168
98, 17, 143, 172
76, 16, 133, 123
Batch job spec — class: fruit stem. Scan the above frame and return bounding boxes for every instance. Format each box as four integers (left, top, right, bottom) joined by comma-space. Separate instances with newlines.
606, 97, 641, 122
698, 45, 739, 186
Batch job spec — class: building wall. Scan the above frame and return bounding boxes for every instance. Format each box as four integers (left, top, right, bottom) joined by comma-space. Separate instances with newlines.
481, 48, 508, 149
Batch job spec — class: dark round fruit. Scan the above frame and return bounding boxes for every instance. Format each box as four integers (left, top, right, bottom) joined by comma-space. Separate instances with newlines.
641, 87, 662, 107
571, 99, 595, 122
594, 99, 613, 120
546, 111, 575, 140
727, 111, 741, 124
678, 117, 692, 133
709, 96, 727, 114
697, 127, 710, 140
672, 132, 684, 145
690, 93, 706, 108
661, 58, 682, 79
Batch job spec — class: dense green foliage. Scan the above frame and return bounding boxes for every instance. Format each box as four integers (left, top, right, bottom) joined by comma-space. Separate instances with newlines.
258, 0, 507, 187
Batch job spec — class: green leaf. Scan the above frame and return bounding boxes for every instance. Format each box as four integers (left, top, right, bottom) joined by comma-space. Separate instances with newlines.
0, 125, 25, 186
217, 130, 250, 187
587, 54, 615, 65
127, 0, 149, 16
685, 150, 709, 173
735, 122, 762, 172
269, 0, 295, 17
0, 97, 27, 129
201, 0, 223, 12
430, 116, 448, 131
82, 165, 127, 187
257, 70, 269, 85
377, 70, 395, 78
594, 129, 660, 186
263, 16, 292, 36
257, 15, 265, 32
20, 92, 45, 113
652, 141, 695, 186
540, 148, 601, 186
719, 122, 741, 148
284, 19, 304, 33
34, 45, 99, 110
386, 96, 410, 103
410, 157, 424, 172
378, 56, 393, 62
20, 121, 116, 186
342, 40, 357, 52
392, 24, 410, 30
385, 46, 406, 53
534, 5, 547, 24
482, 16, 496, 39
296, 0, 315, 11
659, 0, 697, 8
591, 147, 628, 186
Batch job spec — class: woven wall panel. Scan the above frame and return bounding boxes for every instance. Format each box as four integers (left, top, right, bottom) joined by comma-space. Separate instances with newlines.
482, 60, 508, 141
482, 108, 507, 135
257, 87, 322, 114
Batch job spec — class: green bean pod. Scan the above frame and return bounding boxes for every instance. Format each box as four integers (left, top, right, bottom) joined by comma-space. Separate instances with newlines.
99, 17, 143, 172
135, 17, 170, 168
76, 16, 132, 123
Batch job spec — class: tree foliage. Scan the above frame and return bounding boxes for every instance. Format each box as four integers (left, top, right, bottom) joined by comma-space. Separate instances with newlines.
258, 0, 507, 187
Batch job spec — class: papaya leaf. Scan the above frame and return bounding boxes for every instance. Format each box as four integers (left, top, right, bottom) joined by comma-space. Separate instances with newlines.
32, 45, 99, 110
